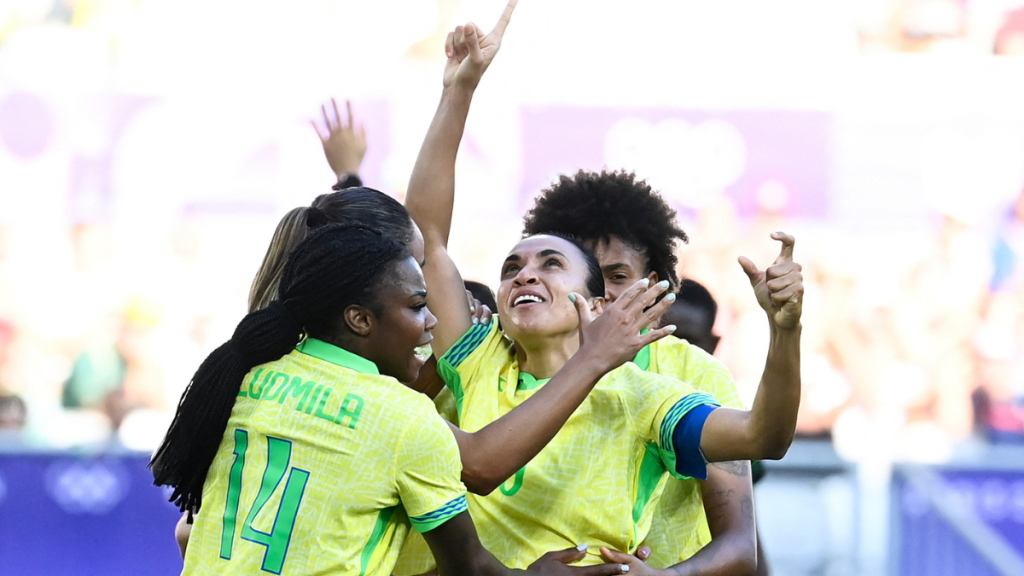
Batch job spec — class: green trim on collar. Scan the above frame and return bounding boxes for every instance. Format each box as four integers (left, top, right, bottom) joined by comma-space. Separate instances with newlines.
296, 338, 379, 375
517, 372, 550, 391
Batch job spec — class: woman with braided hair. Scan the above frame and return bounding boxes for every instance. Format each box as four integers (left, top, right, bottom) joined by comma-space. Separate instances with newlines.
153, 223, 644, 576
241, 182, 684, 502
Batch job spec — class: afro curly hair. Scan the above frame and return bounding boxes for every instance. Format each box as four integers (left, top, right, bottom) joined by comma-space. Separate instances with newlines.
522, 169, 688, 288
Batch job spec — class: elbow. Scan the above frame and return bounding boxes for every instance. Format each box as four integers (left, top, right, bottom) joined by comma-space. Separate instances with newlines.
738, 555, 758, 576
461, 466, 501, 496
709, 536, 758, 576
729, 536, 759, 576
730, 554, 758, 576
755, 430, 794, 461
761, 432, 790, 459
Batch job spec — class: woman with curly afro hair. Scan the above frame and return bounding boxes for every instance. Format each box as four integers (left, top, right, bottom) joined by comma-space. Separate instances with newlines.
523, 169, 800, 575
399, 7, 805, 572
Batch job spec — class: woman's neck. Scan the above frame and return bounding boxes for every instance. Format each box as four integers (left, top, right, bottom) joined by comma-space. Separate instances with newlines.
513, 331, 580, 380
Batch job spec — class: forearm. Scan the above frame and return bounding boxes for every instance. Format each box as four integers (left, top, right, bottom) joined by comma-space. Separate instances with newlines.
662, 533, 757, 576
745, 323, 801, 459
425, 513, 526, 576
700, 324, 800, 462
406, 86, 479, 355
456, 353, 608, 494
662, 463, 757, 576
405, 85, 475, 247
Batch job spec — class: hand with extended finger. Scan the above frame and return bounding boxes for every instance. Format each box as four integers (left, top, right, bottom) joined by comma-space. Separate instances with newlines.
528, 545, 631, 576
442, 0, 517, 90
571, 278, 677, 373
311, 98, 367, 180
738, 232, 803, 330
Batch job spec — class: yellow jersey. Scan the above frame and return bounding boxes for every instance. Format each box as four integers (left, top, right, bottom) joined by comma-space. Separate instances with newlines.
434, 321, 718, 567
182, 338, 467, 576
636, 337, 744, 569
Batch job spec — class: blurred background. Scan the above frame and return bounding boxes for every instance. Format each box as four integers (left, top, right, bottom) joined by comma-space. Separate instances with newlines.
1, 0, 1024, 574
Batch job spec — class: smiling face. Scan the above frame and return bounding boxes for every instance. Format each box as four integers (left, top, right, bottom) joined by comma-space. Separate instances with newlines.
360, 256, 437, 384
497, 235, 598, 344
588, 236, 659, 302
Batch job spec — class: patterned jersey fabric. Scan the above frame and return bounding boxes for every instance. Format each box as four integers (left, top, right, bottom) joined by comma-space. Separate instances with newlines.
183, 338, 466, 576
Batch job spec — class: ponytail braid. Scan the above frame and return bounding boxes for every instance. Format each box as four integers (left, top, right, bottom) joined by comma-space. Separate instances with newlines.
151, 224, 409, 514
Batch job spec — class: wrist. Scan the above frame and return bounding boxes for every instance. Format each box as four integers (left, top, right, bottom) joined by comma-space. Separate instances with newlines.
333, 173, 363, 190
441, 83, 476, 103
571, 343, 617, 379
769, 321, 802, 337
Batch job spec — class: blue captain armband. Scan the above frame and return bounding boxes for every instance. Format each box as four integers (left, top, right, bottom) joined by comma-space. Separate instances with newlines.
671, 403, 717, 480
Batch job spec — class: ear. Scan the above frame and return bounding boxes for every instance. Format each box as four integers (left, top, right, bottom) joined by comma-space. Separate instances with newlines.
343, 305, 375, 337
647, 270, 660, 284
588, 296, 605, 316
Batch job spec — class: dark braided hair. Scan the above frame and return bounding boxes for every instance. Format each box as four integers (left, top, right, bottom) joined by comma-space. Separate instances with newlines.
248, 187, 415, 313
151, 224, 410, 515
522, 170, 689, 289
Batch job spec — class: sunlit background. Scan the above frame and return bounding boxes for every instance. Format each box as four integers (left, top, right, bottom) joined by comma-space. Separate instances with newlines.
1, 1, 1024, 574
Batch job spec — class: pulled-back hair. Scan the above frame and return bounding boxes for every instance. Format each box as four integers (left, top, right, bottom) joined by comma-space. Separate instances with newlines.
248, 187, 414, 312
527, 231, 605, 299
522, 170, 688, 289
152, 224, 410, 515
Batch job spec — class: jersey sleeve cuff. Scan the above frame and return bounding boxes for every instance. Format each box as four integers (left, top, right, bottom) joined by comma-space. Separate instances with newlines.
657, 393, 719, 480
408, 494, 468, 533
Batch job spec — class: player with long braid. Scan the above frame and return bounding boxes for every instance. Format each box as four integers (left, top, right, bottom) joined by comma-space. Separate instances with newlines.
153, 223, 654, 576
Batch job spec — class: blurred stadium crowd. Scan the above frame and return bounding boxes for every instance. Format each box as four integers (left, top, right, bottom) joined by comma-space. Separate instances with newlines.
1, 0, 1024, 467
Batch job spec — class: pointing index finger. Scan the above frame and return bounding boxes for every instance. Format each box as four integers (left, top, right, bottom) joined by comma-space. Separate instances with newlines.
772, 231, 795, 264
490, 0, 518, 39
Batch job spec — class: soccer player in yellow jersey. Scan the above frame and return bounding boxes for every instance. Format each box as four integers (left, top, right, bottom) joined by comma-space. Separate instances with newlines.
402, 16, 803, 574
522, 171, 804, 575
152, 223, 668, 576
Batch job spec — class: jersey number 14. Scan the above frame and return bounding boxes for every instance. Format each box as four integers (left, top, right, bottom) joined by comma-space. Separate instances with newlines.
220, 428, 310, 574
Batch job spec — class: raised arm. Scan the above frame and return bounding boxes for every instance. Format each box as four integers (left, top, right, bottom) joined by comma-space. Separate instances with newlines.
699, 232, 803, 462
406, 1, 516, 357
406, 0, 680, 496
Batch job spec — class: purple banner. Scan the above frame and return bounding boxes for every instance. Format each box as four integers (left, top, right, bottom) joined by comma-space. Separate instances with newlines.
519, 107, 832, 218
0, 454, 182, 576
893, 468, 1024, 576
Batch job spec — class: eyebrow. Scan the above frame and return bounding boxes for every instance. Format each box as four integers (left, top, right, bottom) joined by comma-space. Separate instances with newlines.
601, 262, 632, 273
504, 249, 567, 265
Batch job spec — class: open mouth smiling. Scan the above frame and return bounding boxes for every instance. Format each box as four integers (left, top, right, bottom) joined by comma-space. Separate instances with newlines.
512, 293, 545, 307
